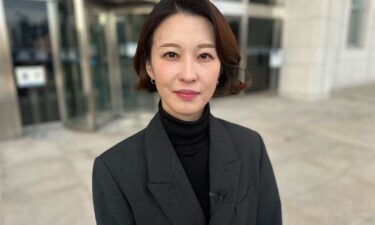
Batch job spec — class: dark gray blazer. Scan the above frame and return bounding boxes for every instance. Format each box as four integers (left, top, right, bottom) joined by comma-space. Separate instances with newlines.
92, 113, 282, 225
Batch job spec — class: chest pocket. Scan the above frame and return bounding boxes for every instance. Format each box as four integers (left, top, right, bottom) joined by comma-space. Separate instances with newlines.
231, 185, 257, 225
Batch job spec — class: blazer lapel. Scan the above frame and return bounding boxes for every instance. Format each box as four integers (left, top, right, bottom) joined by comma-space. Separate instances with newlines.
208, 115, 241, 225
145, 113, 206, 225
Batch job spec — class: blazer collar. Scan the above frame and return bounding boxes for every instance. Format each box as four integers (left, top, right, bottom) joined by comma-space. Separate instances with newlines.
145, 113, 241, 225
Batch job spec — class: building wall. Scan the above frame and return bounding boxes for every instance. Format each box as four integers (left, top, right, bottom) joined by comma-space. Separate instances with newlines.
279, 0, 330, 100
280, 0, 375, 100
332, 0, 375, 89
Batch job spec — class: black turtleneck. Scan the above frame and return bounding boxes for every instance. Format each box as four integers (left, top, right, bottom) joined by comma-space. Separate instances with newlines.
159, 102, 210, 223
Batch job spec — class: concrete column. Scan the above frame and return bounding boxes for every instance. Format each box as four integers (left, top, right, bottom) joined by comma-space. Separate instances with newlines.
0, 0, 22, 141
367, 0, 375, 82
279, 0, 342, 100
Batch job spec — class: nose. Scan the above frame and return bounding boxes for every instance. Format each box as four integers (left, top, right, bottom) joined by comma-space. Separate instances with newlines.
179, 57, 197, 82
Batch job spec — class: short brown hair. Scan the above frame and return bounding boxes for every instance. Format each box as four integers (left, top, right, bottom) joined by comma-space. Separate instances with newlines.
133, 0, 248, 96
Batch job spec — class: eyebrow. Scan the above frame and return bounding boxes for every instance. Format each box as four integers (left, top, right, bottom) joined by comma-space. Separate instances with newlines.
197, 43, 216, 48
158, 43, 216, 49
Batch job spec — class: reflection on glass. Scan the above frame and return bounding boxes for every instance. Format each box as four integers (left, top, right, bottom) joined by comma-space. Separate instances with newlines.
89, 12, 113, 125
57, 0, 88, 128
116, 14, 155, 112
4, 0, 59, 125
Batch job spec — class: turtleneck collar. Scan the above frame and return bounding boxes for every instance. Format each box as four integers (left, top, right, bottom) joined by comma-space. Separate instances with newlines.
158, 101, 210, 154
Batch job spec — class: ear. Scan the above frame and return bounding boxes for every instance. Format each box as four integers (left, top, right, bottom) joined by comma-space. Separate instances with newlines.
146, 61, 155, 79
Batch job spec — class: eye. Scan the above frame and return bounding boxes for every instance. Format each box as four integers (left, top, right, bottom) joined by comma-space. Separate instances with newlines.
198, 53, 213, 61
163, 52, 179, 59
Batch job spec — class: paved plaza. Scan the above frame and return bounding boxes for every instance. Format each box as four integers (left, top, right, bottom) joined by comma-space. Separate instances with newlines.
0, 84, 374, 225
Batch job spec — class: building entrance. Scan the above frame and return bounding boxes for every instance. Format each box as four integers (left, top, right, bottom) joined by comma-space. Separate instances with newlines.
3, 0, 59, 126
115, 12, 155, 112
51, 0, 155, 131
246, 18, 282, 92
88, 10, 114, 126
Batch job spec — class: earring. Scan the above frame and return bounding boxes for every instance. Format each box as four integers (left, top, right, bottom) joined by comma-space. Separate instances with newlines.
151, 79, 155, 85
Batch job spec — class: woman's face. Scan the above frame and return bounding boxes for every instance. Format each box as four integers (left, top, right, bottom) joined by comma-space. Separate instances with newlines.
146, 13, 221, 121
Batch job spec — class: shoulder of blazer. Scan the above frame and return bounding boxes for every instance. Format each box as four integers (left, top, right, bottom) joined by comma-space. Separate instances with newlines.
210, 116, 266, 167
212, 116, 263, 148
95, 128, 147, 171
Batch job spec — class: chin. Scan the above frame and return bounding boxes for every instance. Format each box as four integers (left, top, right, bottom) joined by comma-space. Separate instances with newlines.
176, 105, 204, 118
176, 106, 200, 115
177, 101, 204, 110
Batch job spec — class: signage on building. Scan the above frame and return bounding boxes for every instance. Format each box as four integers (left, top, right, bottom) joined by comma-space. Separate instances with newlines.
269, 49, 283, 68
119, 43, 138, 57
15, 66, 47, 88
126, 43, 137, 57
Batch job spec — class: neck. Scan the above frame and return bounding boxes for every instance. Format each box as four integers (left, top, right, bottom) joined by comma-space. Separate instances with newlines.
158, 101, 210, 148
161, 102, 204, 122
159, 101, 209, 123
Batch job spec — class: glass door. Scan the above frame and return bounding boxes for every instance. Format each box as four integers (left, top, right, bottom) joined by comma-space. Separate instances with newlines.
116, 13, 155, 112
4, 0, 60, 126
52, 1, 155, 131
225, 16, 241, 44
246, 18, 281, 92
56, 0, 89, 129
88, 11, 114, 126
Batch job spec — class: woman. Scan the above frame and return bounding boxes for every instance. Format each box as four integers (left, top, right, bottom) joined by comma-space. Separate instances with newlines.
92, 0, 282, 225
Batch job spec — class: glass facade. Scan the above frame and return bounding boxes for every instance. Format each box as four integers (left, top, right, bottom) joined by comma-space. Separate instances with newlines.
246, 18, 278, 92
89, 12, 114, 125
116, 14, 155, 112
249, 0, 276, 5
57, 0, 89, 128
4, 0, 59, 126
225, 16, 241, 44
0, 0, 284, 133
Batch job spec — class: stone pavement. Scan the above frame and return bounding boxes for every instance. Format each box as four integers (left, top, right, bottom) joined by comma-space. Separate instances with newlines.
0, 84, 374, 225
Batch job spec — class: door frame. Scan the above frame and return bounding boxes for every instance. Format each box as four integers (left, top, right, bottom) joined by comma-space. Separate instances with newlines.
85, 2, 154, 124
0, 0, 22, 139
49, 0, 155, 131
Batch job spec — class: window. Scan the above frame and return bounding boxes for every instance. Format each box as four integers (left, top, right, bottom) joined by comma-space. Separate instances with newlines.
347, 0, 367, 47
249, 0, 276, 5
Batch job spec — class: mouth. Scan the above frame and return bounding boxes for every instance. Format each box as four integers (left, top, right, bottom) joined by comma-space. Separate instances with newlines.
174, 90, 200, 100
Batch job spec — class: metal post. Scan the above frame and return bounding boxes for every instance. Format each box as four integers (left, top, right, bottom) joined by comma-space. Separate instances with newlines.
0, 0, 23, 140
74, 0, 96, 130
47, 0, 67, 123
240, 0, 249, 83
106, 11, 124, 116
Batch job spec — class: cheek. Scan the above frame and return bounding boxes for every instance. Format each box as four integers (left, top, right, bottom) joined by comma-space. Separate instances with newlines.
201, 63, 221, 85
152, 60, 179, 79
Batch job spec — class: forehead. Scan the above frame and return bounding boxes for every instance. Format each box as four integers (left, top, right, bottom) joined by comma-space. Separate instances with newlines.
152, 13, 215, 46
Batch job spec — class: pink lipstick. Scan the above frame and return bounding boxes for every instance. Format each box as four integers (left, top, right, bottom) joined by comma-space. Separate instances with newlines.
174, 90, 199, 100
